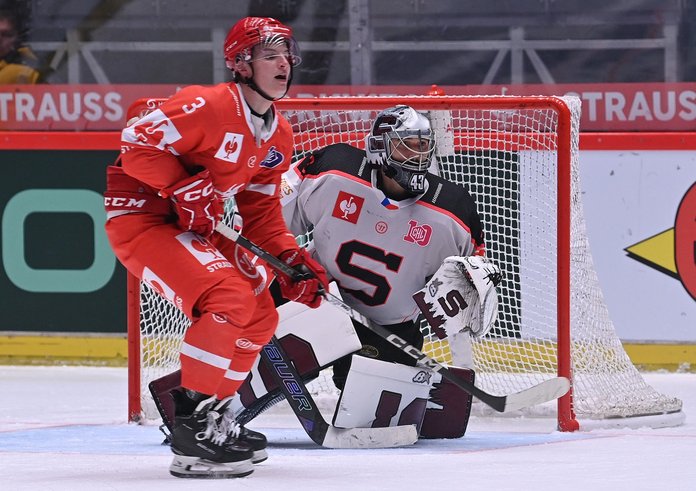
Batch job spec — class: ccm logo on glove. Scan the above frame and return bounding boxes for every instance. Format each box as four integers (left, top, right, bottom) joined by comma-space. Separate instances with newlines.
177, 181, 215, 202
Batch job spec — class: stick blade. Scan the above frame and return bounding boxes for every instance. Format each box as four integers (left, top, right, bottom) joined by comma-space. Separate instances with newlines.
321, 424, 418, 448
503, 377, 571, 413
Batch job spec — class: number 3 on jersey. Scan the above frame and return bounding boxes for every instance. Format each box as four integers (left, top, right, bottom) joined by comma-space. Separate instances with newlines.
335, 240, 403, 306
182, 96, 206, 114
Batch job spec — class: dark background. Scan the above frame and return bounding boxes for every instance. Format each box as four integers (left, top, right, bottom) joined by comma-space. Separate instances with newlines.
0, 149, 125, 332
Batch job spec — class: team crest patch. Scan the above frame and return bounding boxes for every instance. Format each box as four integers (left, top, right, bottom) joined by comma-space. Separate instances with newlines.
403, 219, 432, 246
233, 245, 268, 295
260, 146, 285, 168
124, 109, 182, 153
176, 232, 232, 272
332, 191, 364, 224
214, 132, 244, 163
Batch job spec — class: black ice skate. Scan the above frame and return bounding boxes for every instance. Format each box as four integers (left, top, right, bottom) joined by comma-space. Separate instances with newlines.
168, 390, 254, 479
219, 404, 268, 464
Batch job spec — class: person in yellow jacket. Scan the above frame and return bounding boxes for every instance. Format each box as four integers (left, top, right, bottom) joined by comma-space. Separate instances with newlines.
0, 9, 41, 84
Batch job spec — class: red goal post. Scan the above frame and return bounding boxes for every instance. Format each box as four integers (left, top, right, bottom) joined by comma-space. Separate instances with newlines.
127, 95, 683, 431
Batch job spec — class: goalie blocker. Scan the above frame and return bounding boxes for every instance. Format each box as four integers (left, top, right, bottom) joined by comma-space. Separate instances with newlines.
150, 297, 474, 441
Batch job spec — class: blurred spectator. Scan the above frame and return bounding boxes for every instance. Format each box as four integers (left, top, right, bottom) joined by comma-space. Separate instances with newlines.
680, 1, 696, 81
0, 7, 41, 83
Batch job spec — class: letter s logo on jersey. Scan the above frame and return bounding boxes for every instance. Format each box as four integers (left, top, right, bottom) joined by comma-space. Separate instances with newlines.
214, 132, 244, 163
122, 109, 182, 154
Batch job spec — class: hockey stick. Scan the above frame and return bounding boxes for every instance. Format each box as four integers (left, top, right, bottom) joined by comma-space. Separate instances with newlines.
260, 335, 418, 448
216, 222, 570, 413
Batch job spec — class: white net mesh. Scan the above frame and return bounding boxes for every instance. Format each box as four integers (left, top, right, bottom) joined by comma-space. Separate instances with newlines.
130, 95, 682, 428
430, 97, 681, 422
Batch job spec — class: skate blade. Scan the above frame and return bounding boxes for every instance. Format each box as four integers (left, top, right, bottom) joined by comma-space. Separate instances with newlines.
251, 449, 268, 464
169, 455, 254, 479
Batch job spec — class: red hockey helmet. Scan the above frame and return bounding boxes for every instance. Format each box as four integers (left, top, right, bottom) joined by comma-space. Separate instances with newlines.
223, 17, 301, 67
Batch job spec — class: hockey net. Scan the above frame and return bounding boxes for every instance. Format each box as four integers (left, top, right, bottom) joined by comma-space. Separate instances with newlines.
127, 95, 683, 430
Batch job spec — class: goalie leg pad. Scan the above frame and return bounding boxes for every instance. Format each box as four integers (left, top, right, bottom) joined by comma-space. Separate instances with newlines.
420, 366, 475, 439
148, 369, 181, 437
150, 297, 362, 429
332, 318, 424, 390
236, 298, 361, 414
332, 356, 431, 431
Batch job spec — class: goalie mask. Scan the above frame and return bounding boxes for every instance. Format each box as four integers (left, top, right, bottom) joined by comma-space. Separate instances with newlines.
223, 17, 301, 101
366, 105, 436, 195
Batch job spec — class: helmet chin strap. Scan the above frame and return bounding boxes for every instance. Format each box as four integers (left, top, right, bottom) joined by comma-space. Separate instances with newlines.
239, 64, 293, 102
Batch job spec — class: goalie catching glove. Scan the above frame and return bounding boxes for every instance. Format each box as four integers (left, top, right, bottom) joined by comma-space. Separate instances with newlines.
413, 255, 501, 339
161, 170, 224, 238
275, 249, 329, 309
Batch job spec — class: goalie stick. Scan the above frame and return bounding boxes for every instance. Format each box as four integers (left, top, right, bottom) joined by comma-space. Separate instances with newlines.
215, 222, 570, 413
260, 335, 417, 448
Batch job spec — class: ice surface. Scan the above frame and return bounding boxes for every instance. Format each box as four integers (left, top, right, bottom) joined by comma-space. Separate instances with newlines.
1, 366, 694, 490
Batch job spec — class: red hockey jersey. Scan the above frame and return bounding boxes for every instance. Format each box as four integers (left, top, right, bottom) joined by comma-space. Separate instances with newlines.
119, 83, 297, 257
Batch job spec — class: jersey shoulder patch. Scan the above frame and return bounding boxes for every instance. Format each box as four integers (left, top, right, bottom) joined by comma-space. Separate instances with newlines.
297, 143, 369, 183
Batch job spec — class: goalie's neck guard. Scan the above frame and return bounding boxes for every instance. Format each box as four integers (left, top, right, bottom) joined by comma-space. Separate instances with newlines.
371, 168, 427, 208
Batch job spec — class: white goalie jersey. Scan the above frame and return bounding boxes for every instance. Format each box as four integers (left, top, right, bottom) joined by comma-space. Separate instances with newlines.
280, 143, 485, 325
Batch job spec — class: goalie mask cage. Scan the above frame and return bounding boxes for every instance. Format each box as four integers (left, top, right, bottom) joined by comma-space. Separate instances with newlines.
127, 95, 683, 431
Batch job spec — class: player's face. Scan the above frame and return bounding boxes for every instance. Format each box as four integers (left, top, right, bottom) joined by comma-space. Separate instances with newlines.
250, 44, 292, 99
390, 136, 432, 165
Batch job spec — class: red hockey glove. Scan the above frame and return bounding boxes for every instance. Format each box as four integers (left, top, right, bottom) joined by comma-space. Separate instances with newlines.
162, 170, 223, 238
276, 248, 329, 309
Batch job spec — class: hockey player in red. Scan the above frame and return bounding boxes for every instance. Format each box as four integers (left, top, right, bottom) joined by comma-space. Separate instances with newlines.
104, 17, 328, 478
